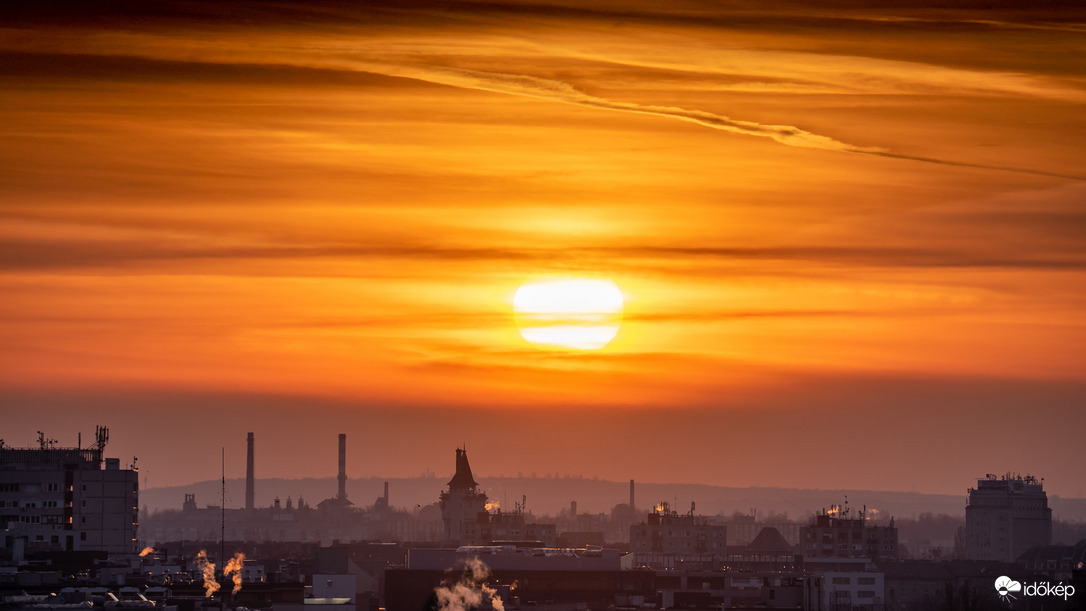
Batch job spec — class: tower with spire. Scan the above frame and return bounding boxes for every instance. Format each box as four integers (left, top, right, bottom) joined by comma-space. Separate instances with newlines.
439, 447, 488, 543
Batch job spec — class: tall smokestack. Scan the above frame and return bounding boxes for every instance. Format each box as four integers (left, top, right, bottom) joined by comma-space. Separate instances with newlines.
571, 500, 577, 517
630, 479, 635, 510
245, 433, 255, 510
384, 481, 389, 505
337, 434, 347, 501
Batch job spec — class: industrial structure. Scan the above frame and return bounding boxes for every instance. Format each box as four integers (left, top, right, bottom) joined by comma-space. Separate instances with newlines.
316, 434, 353, 512
0, 427, 138, 555
245, 431, 255, 511
142, 433, 439, 545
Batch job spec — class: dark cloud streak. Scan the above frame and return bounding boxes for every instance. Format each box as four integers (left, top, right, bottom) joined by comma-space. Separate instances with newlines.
3, 237, 1085, 272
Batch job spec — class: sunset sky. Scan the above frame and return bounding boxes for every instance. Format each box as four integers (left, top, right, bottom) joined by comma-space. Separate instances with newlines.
2, 1, 1084, 502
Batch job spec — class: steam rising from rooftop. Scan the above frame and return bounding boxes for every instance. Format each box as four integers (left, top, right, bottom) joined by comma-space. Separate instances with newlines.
224, 552, 246, 595
194, 550, 219, 597
433, 557, 504, 611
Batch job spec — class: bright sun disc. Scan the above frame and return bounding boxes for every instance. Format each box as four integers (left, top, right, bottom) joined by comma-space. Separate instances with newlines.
513, 278, 624, 350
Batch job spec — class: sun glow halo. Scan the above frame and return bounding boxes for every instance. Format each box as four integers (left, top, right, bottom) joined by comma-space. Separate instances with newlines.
513, 278, 624, 350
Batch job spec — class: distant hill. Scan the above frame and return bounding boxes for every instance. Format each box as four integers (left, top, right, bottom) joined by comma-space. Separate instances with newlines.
141, 476, 1086, 522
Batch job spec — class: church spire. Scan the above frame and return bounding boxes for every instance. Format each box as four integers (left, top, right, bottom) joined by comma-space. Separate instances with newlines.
447, 447, 479, 489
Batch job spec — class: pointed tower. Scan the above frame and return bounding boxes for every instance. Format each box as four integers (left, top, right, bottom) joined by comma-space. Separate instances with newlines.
439, 448, 488, 544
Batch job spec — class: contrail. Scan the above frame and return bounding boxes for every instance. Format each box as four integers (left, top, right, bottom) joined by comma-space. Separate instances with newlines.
870, 151, 1085, 181
362, 62, 883, 153
359, 61, 1085, 181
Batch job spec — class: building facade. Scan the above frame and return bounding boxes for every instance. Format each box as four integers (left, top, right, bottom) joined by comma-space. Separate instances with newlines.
965, 473, 1051, 562
1, 430, 138, 554
801, 506, 898, 561
629, 502, 728, 558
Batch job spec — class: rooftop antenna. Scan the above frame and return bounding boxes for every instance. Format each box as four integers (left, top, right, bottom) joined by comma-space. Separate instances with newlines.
94, 426, 109, 451
37, 431, 57, 449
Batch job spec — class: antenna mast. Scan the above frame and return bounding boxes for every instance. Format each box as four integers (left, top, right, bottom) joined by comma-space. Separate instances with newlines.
221, 447, 225, 598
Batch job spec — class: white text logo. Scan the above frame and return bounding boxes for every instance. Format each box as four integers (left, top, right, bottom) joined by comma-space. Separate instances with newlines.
995, 575, 1076, 603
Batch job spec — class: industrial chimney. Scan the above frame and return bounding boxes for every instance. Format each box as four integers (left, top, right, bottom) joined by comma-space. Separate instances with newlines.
629, 479, 635, 510
245, 432, 255, 510
337, 434, 347, 501
384, 481, 389, 506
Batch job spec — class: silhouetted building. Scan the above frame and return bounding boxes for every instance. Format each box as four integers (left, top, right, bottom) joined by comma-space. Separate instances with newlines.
653, 570, 822, 610
629, 501, 727, 569
965, 473, 1051, 562
0, 428, 137, 555
1015, 538, 1086, 582
878, 559, 1017, 610
801, 504, 898, 561
727, 511, 802, 547
438, 449, 556, 546
725, 526, 801, 572
438, 448, 487, 543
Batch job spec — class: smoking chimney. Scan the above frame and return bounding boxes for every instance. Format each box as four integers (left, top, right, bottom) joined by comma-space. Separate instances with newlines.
384, 481, 389, 505
630, 479, 635, 510
338, 434, 347, 501
245, 432, 255, 510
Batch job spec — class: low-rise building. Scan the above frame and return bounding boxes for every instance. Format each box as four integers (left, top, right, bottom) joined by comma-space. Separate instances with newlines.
629, 501, 727, 563
801, 504, 898, 561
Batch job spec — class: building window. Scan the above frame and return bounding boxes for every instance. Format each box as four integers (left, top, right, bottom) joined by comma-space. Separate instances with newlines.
859, 577, 876, 585
832, 577, 851, 585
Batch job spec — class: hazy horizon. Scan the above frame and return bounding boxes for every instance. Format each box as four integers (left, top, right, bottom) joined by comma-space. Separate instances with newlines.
138, 473, 1086, 524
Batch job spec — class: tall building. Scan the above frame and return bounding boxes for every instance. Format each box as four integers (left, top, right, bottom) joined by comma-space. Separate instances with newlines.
438, 448, 487, 543
437, 448, 556, 546
0, 428, 138, 554
965, 473, 1051, 562
801, 504, 898, 561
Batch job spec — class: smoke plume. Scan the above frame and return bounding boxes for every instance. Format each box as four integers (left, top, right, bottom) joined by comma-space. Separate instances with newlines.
194, 550, 220, 597
433, 557, 504, 611
224, 552, 246, 595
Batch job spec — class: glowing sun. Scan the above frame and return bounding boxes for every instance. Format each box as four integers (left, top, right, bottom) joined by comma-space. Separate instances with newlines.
513, 278, 624, 350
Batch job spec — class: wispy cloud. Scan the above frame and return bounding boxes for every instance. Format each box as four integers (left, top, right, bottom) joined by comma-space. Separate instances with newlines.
357, 63, 886, 153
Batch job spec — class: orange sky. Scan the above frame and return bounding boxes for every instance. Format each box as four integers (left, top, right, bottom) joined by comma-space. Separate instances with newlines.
1, 1, 1084, 500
